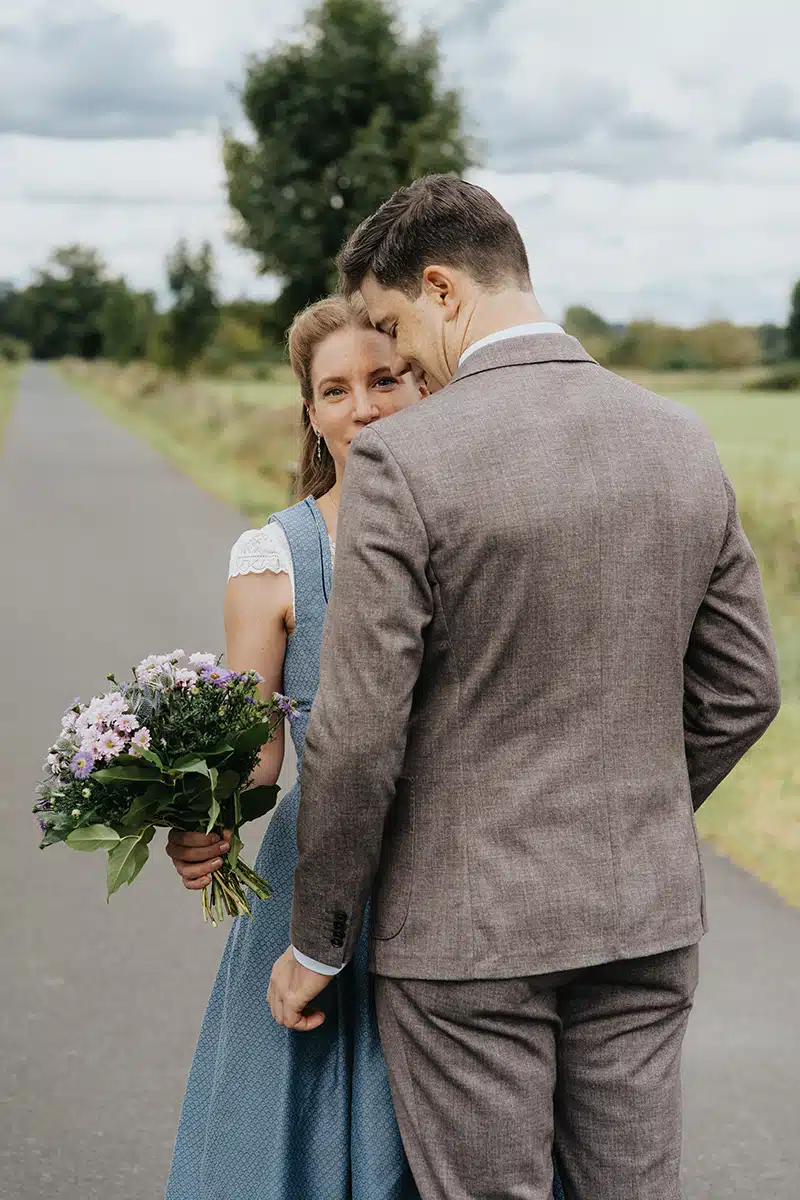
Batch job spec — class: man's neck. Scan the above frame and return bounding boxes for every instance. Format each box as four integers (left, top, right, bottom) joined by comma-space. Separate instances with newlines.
460, 292, 549, 360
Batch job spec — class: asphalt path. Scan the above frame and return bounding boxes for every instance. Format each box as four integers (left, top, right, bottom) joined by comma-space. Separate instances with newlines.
1, 365, 797, 1198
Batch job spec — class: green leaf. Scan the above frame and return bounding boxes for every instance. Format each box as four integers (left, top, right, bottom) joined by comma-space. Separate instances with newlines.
107, 828, 153, 897
67, 824, 122, 853
204, 740, 234, 758
227, 829, 243, 870
94, 764, 161, 784
40, 826, 70, 849
239, 784, 280, 824
120, 787, 170, 830
171, 755, 211, 778
135, 746, 166, 769
232, 722, 274, 756
205, 766, 220, 834
214, 770, 240, 802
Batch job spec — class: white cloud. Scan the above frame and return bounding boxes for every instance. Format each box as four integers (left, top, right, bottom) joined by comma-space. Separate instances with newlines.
1, 0, 798, 322
0, 133, 277, 302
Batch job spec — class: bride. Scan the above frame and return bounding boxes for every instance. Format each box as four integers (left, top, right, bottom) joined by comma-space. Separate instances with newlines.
165, 295, 426, 1199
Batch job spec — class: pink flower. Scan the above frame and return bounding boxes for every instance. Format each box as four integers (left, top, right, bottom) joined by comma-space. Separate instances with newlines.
130, 727, 152, 756
94, 730, 125, 762
113, 713, 139, 734
174, 669, 198, 690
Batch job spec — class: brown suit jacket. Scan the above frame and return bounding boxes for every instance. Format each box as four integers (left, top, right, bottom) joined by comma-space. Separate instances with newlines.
292, 333, 780, 980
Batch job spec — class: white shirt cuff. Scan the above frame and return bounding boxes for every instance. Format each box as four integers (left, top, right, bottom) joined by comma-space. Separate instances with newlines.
292, 946, 344, 975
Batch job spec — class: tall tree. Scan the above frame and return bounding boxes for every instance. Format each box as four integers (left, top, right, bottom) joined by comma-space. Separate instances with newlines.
24, 246, 111, 359
787, 280, 800, 360
164, 240, 220, 374
100, 281, 155, 365
224, 0, 477, 333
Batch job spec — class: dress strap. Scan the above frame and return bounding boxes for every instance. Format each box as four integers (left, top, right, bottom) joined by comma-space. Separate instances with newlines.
268, 498, 333, 627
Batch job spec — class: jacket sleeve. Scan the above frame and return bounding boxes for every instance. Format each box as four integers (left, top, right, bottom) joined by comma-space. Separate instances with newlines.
683, 473, 781, 810
290, 425, 433, 966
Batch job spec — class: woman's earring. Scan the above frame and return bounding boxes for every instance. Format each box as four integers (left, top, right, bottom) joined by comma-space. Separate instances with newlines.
316, 432, 323, 462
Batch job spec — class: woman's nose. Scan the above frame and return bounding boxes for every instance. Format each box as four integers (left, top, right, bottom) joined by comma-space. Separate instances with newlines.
352, 386, 379, 422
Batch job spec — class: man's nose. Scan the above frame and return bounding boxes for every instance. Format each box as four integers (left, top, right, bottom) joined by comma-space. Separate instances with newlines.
391, 349, 412, 377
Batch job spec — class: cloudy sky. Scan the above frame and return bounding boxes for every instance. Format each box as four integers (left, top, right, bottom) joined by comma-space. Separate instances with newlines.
2, 0, 798, 324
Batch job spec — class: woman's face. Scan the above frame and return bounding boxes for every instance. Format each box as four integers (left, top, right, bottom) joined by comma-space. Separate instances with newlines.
308, 326, 427, 472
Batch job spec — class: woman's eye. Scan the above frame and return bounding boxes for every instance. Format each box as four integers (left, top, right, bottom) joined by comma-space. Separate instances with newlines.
324, 387, 345, 398
375, 377, 398, 389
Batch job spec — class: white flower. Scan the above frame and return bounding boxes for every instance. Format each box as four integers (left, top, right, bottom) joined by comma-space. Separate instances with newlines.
75, 711, 94, 739
89, 694, 127, 723
167, 649, 185, 662
135, 663, 163, 684
174, 668, 198, 690
61, 711, 78, 733
137, 654, 162, 671
189, 652, 217, 669
71, 808, 81, 818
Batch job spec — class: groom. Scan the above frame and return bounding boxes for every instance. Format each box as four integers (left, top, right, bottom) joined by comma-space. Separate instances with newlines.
268, 175, 780, 1197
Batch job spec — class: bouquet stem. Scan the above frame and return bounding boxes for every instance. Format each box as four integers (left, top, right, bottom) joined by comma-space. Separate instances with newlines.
202, 858, 271, 926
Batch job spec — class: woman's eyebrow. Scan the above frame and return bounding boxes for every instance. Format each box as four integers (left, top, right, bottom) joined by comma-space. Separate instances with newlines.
317, 375, 348, 388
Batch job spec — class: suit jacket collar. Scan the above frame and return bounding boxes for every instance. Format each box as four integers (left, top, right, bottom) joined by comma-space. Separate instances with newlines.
450, 332, 597, 386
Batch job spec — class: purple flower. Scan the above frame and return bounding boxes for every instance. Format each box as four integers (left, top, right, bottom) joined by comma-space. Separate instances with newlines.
200, 665, 234, 688
70, 750, 95, 780
274, 693, 300, 722
34, 798, 52, 812
38, 818, 48, 834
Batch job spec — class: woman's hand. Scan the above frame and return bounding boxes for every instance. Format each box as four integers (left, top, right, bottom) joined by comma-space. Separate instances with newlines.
166, 829, 232, 890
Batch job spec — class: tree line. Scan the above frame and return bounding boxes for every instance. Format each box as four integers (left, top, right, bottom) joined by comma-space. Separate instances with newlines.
0, 0, 798, 377
564, 296, 800, 374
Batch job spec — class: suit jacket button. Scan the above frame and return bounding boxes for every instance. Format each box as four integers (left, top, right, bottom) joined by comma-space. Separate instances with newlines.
331, 936, 344, 947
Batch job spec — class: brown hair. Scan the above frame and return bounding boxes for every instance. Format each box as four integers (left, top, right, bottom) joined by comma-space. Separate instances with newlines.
287, 294, 373, 500
338, 173, 532, 299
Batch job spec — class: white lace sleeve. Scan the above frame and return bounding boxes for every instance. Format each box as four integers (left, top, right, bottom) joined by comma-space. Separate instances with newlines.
228, 524, 296, 611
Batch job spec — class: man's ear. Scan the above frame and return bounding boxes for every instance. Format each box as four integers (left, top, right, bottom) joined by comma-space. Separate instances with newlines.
422, 265, 461, 322
422, 265, 456, 306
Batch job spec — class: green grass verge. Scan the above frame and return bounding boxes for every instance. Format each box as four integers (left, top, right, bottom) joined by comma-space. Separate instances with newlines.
60, 360, 299, 522
63, 361, 800, 904
696, 704, 799, 905
668, 389, 799, 903
0, 363, 22, 446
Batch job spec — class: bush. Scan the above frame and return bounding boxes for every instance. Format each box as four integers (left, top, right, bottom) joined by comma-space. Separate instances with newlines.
0, 334, 30, 362
745, 362, 800, 392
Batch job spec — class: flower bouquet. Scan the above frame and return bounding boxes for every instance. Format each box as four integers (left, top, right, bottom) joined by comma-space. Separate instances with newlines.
34, 651, 297, 924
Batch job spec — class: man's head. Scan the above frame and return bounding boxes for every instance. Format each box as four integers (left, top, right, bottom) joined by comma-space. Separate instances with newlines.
338, 174, 533, 391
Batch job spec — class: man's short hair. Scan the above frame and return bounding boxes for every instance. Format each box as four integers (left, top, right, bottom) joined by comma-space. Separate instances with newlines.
338, 174, 532, 298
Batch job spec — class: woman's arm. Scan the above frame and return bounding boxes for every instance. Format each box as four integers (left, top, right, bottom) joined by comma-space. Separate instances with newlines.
167, 569, 292, 889
224, 570, 291, 788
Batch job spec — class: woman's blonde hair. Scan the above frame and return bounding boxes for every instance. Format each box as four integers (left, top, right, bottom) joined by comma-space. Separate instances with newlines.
287, 294, 373, 500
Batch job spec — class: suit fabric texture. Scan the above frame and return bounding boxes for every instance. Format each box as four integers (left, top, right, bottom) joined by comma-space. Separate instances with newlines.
292, 333, 779, 1198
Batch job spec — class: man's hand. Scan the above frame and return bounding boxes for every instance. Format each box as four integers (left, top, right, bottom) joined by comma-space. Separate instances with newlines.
267, 947, 333, 1032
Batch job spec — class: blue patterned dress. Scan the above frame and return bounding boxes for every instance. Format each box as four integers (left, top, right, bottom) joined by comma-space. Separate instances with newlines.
166, 497, 565, 1200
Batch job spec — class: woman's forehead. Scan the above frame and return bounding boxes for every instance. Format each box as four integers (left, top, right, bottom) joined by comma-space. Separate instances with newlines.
312, 326, 393, 380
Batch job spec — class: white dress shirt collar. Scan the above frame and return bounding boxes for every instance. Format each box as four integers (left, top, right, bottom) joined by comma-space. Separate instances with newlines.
458, 322, 566, 367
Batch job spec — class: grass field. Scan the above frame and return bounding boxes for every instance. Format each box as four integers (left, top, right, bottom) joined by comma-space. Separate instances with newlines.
0, 363, 21, 445
62, 359, 800, 904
